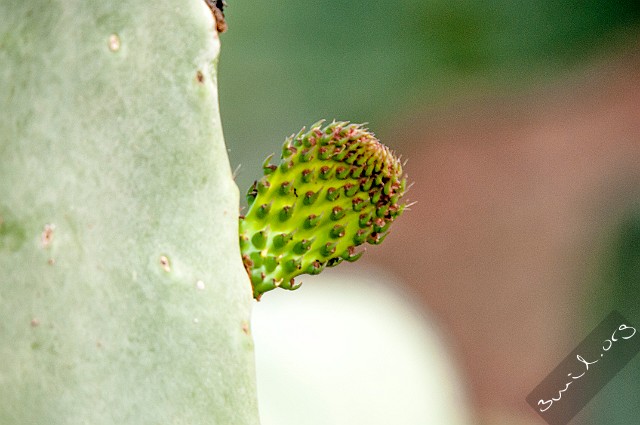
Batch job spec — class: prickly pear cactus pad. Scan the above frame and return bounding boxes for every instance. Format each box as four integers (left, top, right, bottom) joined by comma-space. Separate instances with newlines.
240, 121, 407, 299
0, 1, 259, 424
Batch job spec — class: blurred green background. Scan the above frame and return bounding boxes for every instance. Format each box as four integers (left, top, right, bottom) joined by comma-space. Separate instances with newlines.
579, 208, 640, 425
219, 0, 639, 196
217, 1, 640, 424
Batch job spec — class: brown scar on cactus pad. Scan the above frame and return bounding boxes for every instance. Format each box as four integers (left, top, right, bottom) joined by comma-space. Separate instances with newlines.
204, 0, 227, 33
239, 120, 408, 300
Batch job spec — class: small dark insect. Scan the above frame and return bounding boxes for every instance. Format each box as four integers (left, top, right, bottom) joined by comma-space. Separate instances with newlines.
204, 0, 228, 33
293, 188, 298, 197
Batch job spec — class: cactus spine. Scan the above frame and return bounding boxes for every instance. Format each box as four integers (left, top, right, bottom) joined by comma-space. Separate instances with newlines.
0, 1, 259, 423
240, 121, 407, 299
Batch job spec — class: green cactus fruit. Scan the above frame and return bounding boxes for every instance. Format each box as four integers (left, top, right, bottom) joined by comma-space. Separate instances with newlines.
240, 120, 407, 299
0, 1, 258, 423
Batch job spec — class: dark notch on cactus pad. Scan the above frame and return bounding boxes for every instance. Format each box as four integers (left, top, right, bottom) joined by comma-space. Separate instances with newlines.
204, 0, 227, 33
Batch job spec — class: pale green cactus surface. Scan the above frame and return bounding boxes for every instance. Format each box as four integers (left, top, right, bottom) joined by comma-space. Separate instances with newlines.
240, 121, 406, 299
0, 1, 259, 424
